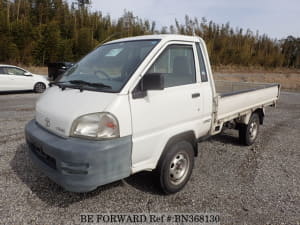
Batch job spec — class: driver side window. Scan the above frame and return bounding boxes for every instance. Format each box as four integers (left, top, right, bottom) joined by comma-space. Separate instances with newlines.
147, 44, 196, 88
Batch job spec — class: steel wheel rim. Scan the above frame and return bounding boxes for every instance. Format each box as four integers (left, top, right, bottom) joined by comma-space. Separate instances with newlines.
249, 121, 258, 140
169, 152, 190, 185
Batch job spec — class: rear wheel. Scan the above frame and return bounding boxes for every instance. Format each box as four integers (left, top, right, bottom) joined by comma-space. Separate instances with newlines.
239, 113, 260, 146
34, 82, 46, 93
157, 141, 194, 194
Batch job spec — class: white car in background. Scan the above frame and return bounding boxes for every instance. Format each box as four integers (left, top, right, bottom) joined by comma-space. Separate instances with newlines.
0, 65, 48, 93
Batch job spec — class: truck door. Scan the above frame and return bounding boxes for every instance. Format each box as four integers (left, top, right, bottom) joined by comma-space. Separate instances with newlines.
129, 42, 211, 172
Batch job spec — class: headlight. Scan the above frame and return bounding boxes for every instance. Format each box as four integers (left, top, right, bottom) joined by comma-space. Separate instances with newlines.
70, 113, 119, 140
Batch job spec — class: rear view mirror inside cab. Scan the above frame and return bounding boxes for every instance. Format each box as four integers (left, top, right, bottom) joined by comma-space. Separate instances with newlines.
132, 73, 164, 99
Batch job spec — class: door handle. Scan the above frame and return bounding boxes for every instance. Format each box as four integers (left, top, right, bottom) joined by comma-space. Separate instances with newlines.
192, 93, 200, 98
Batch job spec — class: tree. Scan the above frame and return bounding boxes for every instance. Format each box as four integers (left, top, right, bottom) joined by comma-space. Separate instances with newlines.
77, 0, 91, 9
282, 36, 300, 68
76, 27, 94, 58
0, 1, 297, 68
33, 21, 61, 64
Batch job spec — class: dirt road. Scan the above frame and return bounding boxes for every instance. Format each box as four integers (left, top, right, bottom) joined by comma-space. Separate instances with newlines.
0, 91, 299, 225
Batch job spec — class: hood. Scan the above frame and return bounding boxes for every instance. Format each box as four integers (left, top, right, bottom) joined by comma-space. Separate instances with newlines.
35, 86, 117, 137
32, 74, 44, 78
32, 74, 49, 83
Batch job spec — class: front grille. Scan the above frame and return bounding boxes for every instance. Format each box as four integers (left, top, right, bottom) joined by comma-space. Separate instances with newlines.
35, 117, 67, 139
28, 141, 57, 170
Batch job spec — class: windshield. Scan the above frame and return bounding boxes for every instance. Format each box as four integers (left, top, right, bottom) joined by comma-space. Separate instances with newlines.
58, 40, 160, 92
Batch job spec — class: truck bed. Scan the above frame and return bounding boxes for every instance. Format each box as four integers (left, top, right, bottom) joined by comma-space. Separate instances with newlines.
214, 80, 280, 123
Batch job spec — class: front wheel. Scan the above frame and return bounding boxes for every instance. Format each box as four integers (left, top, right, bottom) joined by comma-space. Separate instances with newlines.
239, 113, 260, 146
34, 82, 46, 93
157, 141, 194, 194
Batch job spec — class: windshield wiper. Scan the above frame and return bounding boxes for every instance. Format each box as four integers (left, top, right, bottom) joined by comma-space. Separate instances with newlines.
68, 80, 112, 89
49, 81, 68, 88
49, 80, 112, 92
49, 81, 85, 92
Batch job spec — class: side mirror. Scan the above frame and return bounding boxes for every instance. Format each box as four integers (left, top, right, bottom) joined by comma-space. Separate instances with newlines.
24, 72, 32, 76
132, 73, 164, 99
142, 73, 164, 91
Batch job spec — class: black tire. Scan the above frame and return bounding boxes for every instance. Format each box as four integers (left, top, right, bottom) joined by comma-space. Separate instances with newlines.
239, 113, 260, 146
157, 141, 194, 194
34, 82, 46, 93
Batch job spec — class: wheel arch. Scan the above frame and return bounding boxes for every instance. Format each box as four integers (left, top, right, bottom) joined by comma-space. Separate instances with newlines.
254, 108, 265, 125
33, 81, 46, 87
236, 107, 265, 125
157, 131, 198, 169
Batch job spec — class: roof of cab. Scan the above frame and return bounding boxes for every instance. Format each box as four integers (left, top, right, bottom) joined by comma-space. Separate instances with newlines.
105, 34, 202, 45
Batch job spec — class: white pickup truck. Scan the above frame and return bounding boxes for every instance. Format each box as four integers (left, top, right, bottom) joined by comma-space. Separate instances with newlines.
25, 35, 280, 194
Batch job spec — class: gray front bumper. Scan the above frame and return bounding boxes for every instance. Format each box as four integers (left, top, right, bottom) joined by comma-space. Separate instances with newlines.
25, 120, 132, 192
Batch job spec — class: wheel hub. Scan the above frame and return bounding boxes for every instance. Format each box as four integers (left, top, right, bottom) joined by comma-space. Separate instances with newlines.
249, 121, 258, 140
35, 83, 45, 93
169, 152, 189, 185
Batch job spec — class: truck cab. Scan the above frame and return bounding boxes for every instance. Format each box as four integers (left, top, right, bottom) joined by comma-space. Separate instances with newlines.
25, 35, 279, 193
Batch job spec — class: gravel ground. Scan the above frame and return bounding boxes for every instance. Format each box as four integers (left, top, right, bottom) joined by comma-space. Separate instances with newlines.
0, 91, 299, 225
